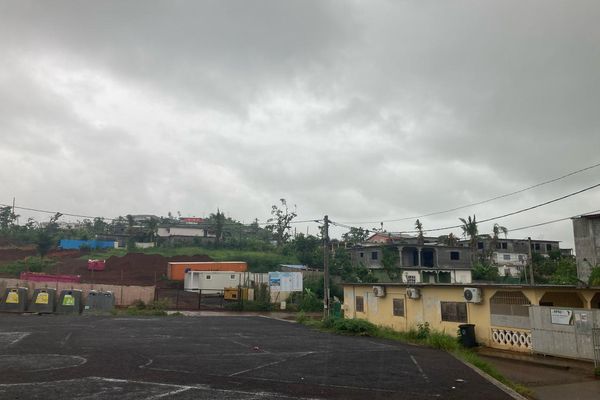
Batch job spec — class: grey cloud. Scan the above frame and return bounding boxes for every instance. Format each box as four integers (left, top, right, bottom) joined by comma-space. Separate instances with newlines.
1, 1, 600, 249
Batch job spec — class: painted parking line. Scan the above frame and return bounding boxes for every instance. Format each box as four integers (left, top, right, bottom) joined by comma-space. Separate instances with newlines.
0, 332, 31, 347
0, 377, 321, 399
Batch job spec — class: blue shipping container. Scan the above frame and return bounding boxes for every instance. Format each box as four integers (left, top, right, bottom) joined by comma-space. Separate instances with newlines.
59, 239, 115, 250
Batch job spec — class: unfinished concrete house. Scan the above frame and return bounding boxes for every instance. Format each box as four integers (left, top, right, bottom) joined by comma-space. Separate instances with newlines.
572, 213, 600, 282
350, 240, 473, 284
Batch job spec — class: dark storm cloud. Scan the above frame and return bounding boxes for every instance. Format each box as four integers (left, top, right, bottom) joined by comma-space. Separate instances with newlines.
1, 0, 599, 247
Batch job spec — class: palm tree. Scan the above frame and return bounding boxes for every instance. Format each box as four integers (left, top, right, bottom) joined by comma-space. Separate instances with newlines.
459, 215, 478, 264
447, 232, 458, 246
415, 219, 424, 245
490, 223, 508, 256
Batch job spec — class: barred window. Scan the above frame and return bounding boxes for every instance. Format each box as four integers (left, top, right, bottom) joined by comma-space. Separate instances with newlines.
356, 296, 364, 312
440, 301, 468, 322
490, 291, 531, 317
406, 275, 416, 284
393, 298, 405, 317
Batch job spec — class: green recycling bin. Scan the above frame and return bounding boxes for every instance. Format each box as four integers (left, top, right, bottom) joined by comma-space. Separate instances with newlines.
57, 289, 83, 314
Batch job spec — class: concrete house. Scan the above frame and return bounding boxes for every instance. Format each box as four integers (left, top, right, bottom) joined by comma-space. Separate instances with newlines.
351, 240, 473, 284
157, 224, 216, 245
343, 282, 600, 361
572, 213, 600, 282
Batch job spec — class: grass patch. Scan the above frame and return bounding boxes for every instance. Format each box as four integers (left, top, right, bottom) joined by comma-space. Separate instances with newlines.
0, 256, 55, 276
299, 317, 533, 398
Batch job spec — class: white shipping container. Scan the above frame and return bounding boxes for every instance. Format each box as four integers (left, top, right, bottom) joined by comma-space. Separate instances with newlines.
184, 271, 271, 292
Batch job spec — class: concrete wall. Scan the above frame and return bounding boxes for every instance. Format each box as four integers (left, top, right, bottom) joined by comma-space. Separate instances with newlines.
0, 278, 155, 306
530, 306, 600, 361
573, 216, 600, 282
454, 270, 472, 284
436, 247, 472, 269
157, 226, 207, 237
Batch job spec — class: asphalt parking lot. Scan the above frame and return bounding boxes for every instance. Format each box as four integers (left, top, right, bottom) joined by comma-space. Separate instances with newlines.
0, 315, 513, 399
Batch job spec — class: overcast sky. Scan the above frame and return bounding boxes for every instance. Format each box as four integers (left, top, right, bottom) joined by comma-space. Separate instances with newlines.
1, 1, 600, 248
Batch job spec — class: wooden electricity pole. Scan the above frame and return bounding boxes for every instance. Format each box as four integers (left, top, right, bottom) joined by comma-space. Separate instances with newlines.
323, 215, 330, 318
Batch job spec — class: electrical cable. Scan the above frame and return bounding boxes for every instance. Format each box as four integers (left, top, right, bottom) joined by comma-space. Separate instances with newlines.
338, 160, 600, 224
329, 182, 600, 234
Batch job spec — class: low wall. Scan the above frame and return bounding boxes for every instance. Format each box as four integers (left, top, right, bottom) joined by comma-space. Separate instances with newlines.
0, 278, 155, 306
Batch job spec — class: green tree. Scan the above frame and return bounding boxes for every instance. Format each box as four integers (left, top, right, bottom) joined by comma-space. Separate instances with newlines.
459, 215, 478, 264
342, 227, 369, 245
36, 213, 61, 258
589, 266, 600, 286
266, 199, 297, 247
0, 206, 18, 231
93, 217, 108, 235
472, 261, 499, 281
381, 246, 400, 281
290, 234, 322, 267
548, 258, 578, 285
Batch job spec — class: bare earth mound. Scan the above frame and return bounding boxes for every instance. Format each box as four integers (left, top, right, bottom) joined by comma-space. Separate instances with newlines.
52, 252, 213, 286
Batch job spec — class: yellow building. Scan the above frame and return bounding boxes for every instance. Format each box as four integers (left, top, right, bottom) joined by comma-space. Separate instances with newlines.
343, 283, 600, 354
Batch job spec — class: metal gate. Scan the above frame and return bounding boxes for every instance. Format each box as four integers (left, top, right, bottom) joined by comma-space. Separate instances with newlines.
593, 328, 600, 368
154, 288, 230, 310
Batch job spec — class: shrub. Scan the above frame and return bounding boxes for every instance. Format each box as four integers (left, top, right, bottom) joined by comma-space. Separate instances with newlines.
589, 266, 600, 286
427, 332, 459, 351
332, 318, 377, 336
296, 311, 308, 324
131, 299, 146, 310
416, 322, 430, 339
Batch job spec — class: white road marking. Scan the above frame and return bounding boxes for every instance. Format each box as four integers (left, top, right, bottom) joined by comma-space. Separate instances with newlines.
0, 332, 31, 347
139, 358, 154, 369
228, 352, 314, 377
410, 354, 430, 382
60, 332, 72, 347
143, 387, 192, 399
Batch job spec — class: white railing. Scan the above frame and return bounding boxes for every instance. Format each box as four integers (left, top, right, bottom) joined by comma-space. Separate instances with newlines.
490, 327, 532, 352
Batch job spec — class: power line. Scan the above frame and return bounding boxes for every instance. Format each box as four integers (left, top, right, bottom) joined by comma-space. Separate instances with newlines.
0, 203, 321, 228
339, 160, 600, 224
0, 203, 119, 222
508, 209, 600, 232
330, 181, 600, 234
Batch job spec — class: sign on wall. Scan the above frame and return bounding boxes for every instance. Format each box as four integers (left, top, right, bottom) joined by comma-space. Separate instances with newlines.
268, 272, 303, 292
550, 309, 574, 325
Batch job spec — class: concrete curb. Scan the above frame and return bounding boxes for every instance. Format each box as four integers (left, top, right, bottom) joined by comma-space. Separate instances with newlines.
450, 352, 529, 400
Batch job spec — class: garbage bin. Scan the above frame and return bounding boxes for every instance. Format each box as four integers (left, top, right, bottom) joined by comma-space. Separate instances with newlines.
458, 324, 477, 347
0, 287, 29, 313
57, 289, 83, 314
28, 288, 57, 314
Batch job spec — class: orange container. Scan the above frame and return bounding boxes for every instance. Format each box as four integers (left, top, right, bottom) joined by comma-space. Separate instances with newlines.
167, 261, 248, 281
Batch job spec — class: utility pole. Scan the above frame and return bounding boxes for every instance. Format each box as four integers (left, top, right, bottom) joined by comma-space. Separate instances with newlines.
12, 197, 17, 224
323, 215, 330, 318
528, 237, 535, 286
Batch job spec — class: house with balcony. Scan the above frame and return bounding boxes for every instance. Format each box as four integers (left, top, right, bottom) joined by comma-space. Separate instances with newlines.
350, 241, 473, 284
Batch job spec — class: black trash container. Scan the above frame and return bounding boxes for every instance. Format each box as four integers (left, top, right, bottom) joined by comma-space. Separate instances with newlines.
458, 324, 477, 348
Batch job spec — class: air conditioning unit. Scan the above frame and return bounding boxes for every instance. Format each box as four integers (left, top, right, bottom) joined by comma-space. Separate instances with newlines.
406, 288, 421, 299
373, 286, 386, 297
464, 287, 482, 303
